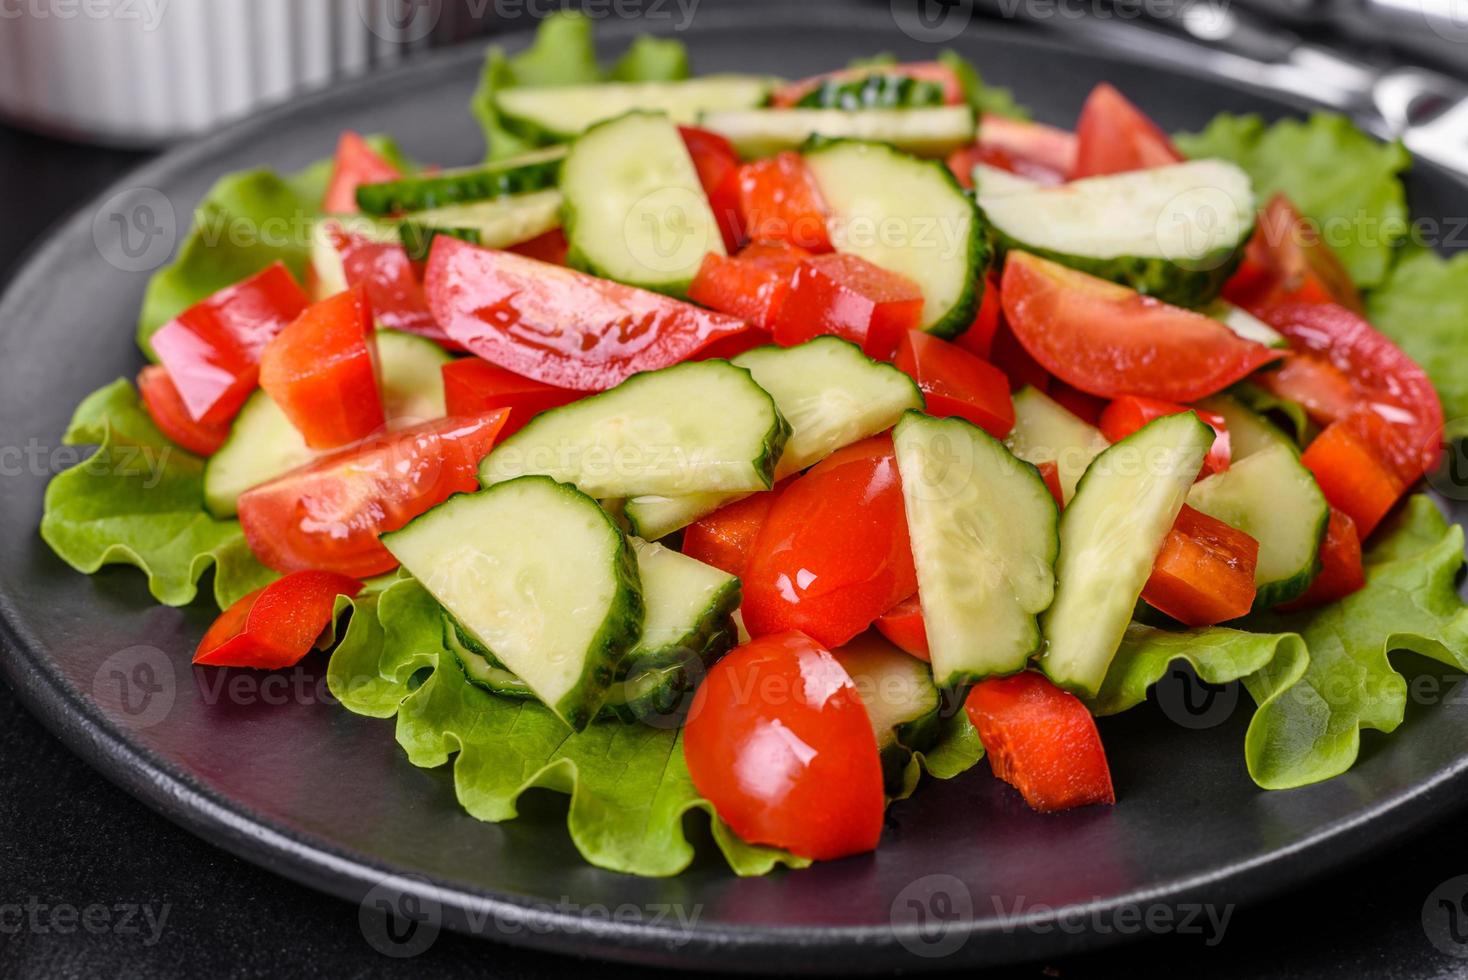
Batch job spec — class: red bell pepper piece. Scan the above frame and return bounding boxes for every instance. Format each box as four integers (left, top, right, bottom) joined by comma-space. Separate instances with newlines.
687, 241, 810, 331
1048, 381, 1107, 428
259, 287, 385, 450
1099, 397, 1231, 476
1301, 410, 1409, 539
194, 570, 363, 670
325, 223, 454, 346
773, 253, 924, 360
682, 489, 780, 578
150, 262, 309, 426
873, 594, 929, 662
424, 237, 751, 391
322, 131, 402, 214
894, 330, 1015, 438
238, 409, 510, 578
966, 671, 1115, 812
735, 152, 833, 253
1279, 507, 1365, 610
1036, 460, 1064, 507
440, 358, 580, 437
953, 273, 1002, 360
1072, 83, 1183, 178
1224, 194, 1363, 316
771, 61, 964, 108
1141, 504, 1259, 626
136, 366, 230, 456
506, 228, 569, 266
679, 125, 743, 253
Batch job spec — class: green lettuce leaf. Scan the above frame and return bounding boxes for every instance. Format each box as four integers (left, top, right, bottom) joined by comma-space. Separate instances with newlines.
890, 708, 987, 801
1367, 248, 1468, 440
608, 35, 690, 83
40, 380, 275, 609
1175, 113, 1410, 288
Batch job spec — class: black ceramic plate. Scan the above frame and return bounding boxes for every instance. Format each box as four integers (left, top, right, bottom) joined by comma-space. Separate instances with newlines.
3, 6, 1467, 973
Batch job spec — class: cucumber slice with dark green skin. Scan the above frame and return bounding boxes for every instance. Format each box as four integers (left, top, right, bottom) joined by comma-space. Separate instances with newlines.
622, 337, 922, 539
701, 106, 976, 159
1196, 393, 1296, 461
980, 160, 1255, 308
495, 75, 777, 143
1187, 442, 1329, 609
1039, 412, 1214, 697
444, 615, 535, 700
561, 111, 724, 296
383, 475, 643, 731
834, 632, 942, 795
395, 190, 563, 259
399, 223, 481, 263
794, 74, 947, 110
480, 360, 790, 500
355, 147, 566, 214
803, 138, 987, 339
202, 330, 449, 517
893, 412, 1059, 686
1004, 386, 1110, 505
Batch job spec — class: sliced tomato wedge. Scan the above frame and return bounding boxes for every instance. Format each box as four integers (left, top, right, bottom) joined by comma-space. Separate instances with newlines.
1001, 251, 1281, 402
1301, 410, 1409, 539
680, 125, 743, 253
687, 241, 810, 332
1141, 504, 1259, 626
425, 237, 752, 391
1072, 83, 1183, 178
322, 131, 402, 214
1099, 397, 1231, 476
894, 329, 1014, 438
953, 272, 1002, 360
873, 594, 929, 662
259, 287, 385, 450
683, 631, 885, 861
136, 365, 230, 456
741, 436, 917, 648
974, 114, 1076, 183
1224, 194, 1362, 316
736, 152, 833, 253
1255, 354, 1357, 427
773, 253, 924, 360
440, 357, 580, 437
681, 488, 780, 578
771, 61, 964, 108
1279, 507, 1365, 610
149, 262, 310, 426
237, 409, 510, 578
988, 314, 1052, 393
326, 223, 453, 346
506, 228, 569, 266
194, 570, 363, 669
966, 671, 1115, 812
1048, 380, 1107, 428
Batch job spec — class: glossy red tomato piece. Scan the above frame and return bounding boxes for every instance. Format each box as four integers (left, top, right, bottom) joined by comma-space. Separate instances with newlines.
322, 131, 402, 214
1099, 397, 1231, 476
773, 253, 924, 360
741, 436, 917, 648
150, 262, 310, 426
506, 228, 569, 266
953, 272, 1002, 360
1047, 380, 1107, 428
238, 409, 510, 578
259, 288, 385, 450
682, 489, 780, 578
683, 631, 885, 860
324, 223, 454, 346
894, 330, 1014, 438
1279, 507, 1365, 610
195, 570, 363, 669
1255, 354, 1358, 426
1301, 410, 1409, 539
873, 594, 929, 662
988, 315, 1052, 393
425, 237, 751, 391
679, 125, 743, 253
687, 241, 810, 331
736, 152, 833, 253
136, 366, 230, 456
973, 113, 1076, 183
1141, 504, 1259, 626
771, 61, 964, 108
1001, 251, 1281, 402
440, 358, 579, 437
1224, 194, 1362, 316
1072, 83, 1183, 178
965, 671, 1115, 812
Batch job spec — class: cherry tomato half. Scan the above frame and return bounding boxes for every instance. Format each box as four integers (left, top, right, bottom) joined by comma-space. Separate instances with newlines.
682, 488, 781, 578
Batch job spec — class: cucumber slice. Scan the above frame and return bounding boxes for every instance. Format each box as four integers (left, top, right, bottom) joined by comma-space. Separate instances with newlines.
803, 138, 987, 338
399, 223, 480, 263
444, 615, 534, 699
1196, 393, 1295, 461
980, 160, 1255, 307
355, 147, 566, 214
1187, 442, 1329, 608
383, 476, 643, 730
480, 360, 790, 499
893, 412, 1059, 686
796, 74, 947, 110
701, 106, 976, 159
496, 75, 777, 143
834, 632, 942, 794
1203, 300, 1288, 349
971, 162, 1040, 198
396, 189, 562, 253
561, 112, 723, 296
203, 330, 449, 517
1038, 412, 1213, 696
623, 338, 922, 539
1004, 386, 1110, 505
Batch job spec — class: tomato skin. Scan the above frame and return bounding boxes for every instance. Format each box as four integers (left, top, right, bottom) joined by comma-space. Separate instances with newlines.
1099, 398, 1231, 476
873, 594, 929, 662
259, 287, 385, 450
953, 272, 1002, 361
322, 131, 402, 214
682, 489, 780, 578
771, 61, 964, 109
1224, 194, 1362, 316
506, 228, 569, 266
1072, 83, 1183, 179
194, 570, 363, 669
687, 241, 810, 332
965, 671, 1115, 812
425, 237, 751, 391
150, 263, 310, 426
440, 358, 579, 437
773, 253, 924, 360
325, 224, 452, 345
972, 114, 1076, 183
1141, 504, 1259, 626
683, 631, 885, 860
679, 126, 743, 253
1001, 251, 1281, 402
894, 330, 1014, 438
1047, 381, 1107, 428
238, 409, 509, 578
741, 436, 917, 649
736, 152, 833, 253
988, 315, 1052, 393
1279, 507, 1365, 610
1255, 354, 1357, 426
136, 366, 230, 456
1301, 411, 1408, 539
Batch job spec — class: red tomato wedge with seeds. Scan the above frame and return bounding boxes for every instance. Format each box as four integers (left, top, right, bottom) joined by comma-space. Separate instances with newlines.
894, 330, 1014, 438
1141, 505, 1259, 626
1072, 83, 1183, 178
1000, 251, 1282, 402
326, 224, 454, 346
440, 358, 580, 437
194, 571, 363, 670
136, 366, 230, 456
322, 132, 402, 214
973, 114, 1076, 183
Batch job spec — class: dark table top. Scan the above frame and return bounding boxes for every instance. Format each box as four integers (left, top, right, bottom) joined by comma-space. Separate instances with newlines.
2, 108, 1468, 980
